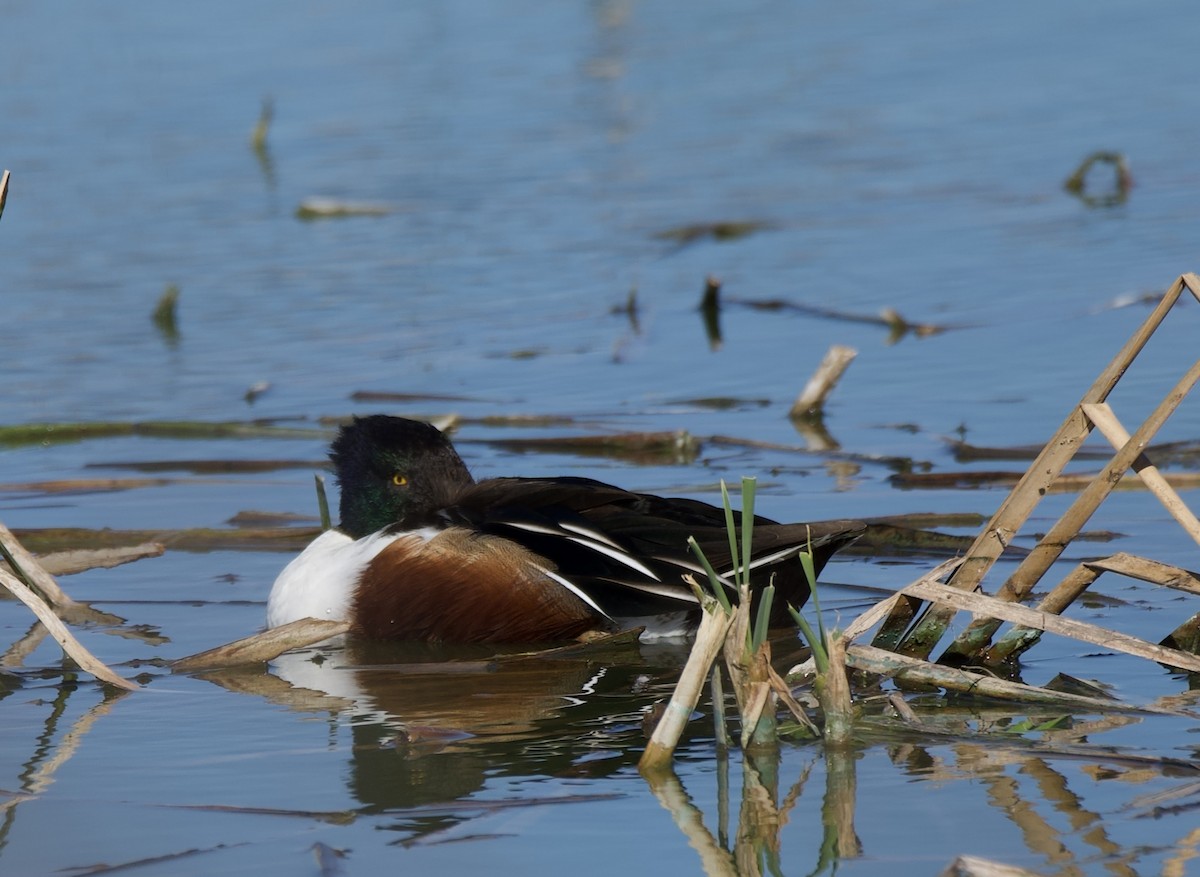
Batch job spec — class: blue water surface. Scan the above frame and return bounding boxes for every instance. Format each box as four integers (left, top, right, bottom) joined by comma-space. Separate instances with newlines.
2, 2, 1199, 874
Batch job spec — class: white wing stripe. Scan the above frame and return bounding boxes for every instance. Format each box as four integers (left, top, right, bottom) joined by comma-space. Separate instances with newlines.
649, 554, 737, 593
501, 520, 566, 537
601, 579, 700, 604
534, 565, 611, 619
720, 544, 803, 578
565, 536, 661, 581
559, 521, 623, 549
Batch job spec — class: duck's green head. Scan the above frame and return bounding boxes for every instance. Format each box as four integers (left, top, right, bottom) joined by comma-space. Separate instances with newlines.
330, 416, 474, 538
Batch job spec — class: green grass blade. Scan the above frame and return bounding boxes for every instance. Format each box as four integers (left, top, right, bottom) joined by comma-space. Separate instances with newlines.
750, 582, 775, 653
788, 603, 828, 674
797, 527, 826, 644
739, 477, 756, 588
719, 479, 739, 583
688, 536, 733, 613
314, 474, 332, 531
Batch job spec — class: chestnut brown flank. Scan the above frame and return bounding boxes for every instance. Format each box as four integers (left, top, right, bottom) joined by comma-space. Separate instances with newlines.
351, 529, 604, 642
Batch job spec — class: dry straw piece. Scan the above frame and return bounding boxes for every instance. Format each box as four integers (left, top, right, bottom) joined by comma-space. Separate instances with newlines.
790, 344, 857, 420
0, 523, 138, 691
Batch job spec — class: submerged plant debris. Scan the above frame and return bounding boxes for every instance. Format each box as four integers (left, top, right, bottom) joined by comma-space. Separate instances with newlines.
1064, 149, 1133, 207
0, 418, 325, 447
151, 283, 180, 344
295, 198, 391, 219
653, 220, 774, 246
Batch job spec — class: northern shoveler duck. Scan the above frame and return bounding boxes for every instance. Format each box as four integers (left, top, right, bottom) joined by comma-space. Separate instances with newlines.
266, 415, 865, 643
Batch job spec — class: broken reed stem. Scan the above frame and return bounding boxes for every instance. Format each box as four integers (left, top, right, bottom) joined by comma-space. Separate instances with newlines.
815, 633, 853, 745
0, 169, 9, 221
0, 521, 80, 611
766, 662, 820, 736
845, 643, 1185, 716
26, 543, 165, 577
172, 618, 351, 672
790, 345, 857, 419
640, 601, 733, 773
0, 567, 137, 690
901, 576, 1200, 675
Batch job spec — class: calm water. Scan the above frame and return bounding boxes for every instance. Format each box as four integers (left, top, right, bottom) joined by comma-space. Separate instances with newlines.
2, 2, 1200, 874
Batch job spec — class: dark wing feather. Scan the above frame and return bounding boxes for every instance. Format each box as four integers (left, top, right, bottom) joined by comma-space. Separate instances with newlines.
437, 476, 864, 623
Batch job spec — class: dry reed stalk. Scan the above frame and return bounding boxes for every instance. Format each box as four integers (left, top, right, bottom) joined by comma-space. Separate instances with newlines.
0, 568, 137, 690
844, 644, 1188, 716
899, 576, 1200, 674
815, 632, 853, 745
786, 558, 962, 680
639, 598, 733, 773
172, 618, 350, 672
924, 276, 1200, 662
790, 345, 857, 419
28, 543, 165, 576
0, 522, 80, 611
1081, 402, 1200, 545
986, 553, 1200, 665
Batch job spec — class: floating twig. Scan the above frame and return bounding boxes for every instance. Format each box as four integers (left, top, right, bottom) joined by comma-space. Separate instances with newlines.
26, 543, 165, 576
737, 295, 952, 340
476, 430, 700, 465
350, 389, 484, 403
0, 419, 325, 447
844, 643, 1185, 716
296, 198, 391, 220
891, 469, 1200, 493
172, 618, 350, 672
654, 220, 772, 247
899, 575, 1200, 675
12, 525, 319, 554
86, 458, 323, 474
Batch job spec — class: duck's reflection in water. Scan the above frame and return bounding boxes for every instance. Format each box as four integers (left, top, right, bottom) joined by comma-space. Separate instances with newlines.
249, 637, 696, 833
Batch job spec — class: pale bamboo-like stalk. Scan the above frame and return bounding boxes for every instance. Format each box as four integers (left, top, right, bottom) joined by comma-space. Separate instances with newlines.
845, 643, 1184, 716
815, 632, 853, 745
790, 345, 857, 419
172, 618, 351, 672
640, 599, 733, 773
0, 522, 79, 611
0, 568, 137, 690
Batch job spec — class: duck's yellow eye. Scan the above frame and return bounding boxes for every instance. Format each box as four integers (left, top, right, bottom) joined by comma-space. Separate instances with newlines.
391, 473, 408, 487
